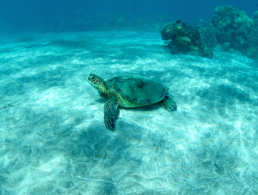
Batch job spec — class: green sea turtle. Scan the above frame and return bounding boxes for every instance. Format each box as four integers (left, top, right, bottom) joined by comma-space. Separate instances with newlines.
87, 74, 177, 131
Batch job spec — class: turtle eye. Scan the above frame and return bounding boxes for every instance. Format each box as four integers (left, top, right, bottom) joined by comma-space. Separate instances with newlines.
88, 76, 96, 82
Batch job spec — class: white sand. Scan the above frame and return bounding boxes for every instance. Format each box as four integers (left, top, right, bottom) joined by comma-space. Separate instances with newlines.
0, 31, 258, 194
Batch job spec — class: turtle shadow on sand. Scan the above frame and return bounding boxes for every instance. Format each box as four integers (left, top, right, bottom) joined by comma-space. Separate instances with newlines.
121, 103, 160, 112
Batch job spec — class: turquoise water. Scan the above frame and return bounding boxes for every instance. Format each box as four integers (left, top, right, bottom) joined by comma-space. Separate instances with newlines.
0, 31, 258, 194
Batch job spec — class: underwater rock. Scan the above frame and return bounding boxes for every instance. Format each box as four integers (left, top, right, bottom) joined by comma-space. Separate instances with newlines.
245, 24, 258, 60
246, 47, 258, 60
222, 42, 231, 52
198, 20, 218, 49
210, 5, 258, 60
175, 36, 191, 47
253, 11, 258, 27
211, 5, 253, 50
247, 26, 258, 47
161, 20, 213, 58
168, 41, 178, 54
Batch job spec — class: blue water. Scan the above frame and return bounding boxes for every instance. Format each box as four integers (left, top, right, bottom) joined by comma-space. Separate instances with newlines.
0, 0, 257, 32
0, 1, 258, 195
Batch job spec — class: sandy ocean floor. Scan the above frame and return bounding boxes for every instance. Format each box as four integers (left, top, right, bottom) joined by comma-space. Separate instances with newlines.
0, 31, 258, 195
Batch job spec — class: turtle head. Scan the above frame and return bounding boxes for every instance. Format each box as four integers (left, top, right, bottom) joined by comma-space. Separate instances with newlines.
87, 74, 107, 94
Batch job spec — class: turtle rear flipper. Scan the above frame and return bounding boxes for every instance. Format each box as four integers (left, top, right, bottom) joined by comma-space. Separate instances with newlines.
104, 99, 119, 131
160, 95, 177, 112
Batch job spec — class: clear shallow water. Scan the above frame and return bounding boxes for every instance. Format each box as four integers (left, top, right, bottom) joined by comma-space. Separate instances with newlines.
1, 0, 257, 33
0, 31, 258, 194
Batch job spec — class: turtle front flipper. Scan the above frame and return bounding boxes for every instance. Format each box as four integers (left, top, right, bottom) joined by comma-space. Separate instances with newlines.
160, 95, 177, 112
104, 99, 119, 131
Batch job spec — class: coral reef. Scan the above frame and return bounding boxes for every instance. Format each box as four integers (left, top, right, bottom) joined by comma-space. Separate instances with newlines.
211, 5, 253, 50
198, 20, 217, 49
210, 5, 258, 60
161, 20, 213, 58
247, 26, 258, 48
246, 26, 258, 59
253, 11, 258, 27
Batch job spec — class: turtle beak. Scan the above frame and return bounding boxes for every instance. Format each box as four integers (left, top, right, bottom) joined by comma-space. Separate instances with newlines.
87, 74, 95, 81
87, 75, 93, 82
87, 75, 97, 88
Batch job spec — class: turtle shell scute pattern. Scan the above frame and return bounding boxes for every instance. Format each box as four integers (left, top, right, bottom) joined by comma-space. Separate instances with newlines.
106, 75, 168, 106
